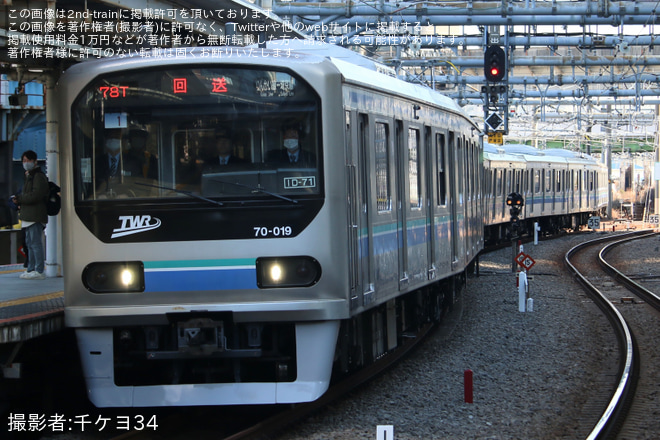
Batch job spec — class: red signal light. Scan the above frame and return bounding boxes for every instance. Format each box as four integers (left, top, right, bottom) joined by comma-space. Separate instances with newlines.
484, 45, 506, 82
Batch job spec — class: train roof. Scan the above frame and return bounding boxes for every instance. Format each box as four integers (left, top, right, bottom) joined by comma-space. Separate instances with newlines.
498, 144, 541, 156
63, 40, 471, 126
542, 148, 598, 161
483, 143, 528, 167
486, 143, 598, 160
484, 143, 604, 168
257, 39, 398, 77
261, 39, 468, 118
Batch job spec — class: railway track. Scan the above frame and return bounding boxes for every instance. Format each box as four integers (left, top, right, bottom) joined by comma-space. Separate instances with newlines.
97, 229, 611, 440
20, 229, 654, 439
224, 322, 441, 440
564, 230, 660, 439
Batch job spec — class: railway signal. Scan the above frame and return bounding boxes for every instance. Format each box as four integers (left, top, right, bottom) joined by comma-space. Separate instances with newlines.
484, 45, 506, 82
507, 192, 524, 272
506, 192, 524, 231
486, 112, 503, 131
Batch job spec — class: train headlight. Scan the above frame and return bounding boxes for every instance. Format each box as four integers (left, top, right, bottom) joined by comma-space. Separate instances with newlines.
256, 256, 321, 288
83, 261, 145, 293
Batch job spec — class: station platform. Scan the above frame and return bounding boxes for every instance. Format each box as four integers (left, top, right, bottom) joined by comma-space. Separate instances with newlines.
0, 264, 64, 344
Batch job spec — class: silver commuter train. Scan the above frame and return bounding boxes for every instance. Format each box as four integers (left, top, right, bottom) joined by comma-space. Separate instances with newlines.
483, 143, 608, 242
58, 41, 483, 407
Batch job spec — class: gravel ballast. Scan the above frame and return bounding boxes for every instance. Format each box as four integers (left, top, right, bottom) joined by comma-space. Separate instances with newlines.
274, 231, 642, 440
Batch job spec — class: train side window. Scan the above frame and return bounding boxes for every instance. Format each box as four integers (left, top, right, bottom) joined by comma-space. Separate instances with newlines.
435, 133, 447, 206
474, 142, 480, 199
484, 168, 491, 198
479, 146, 482, 198
462, 137, 470, 201
533, 169, 541, 194
457, 137, 464, 205
577, 171, 582, 191
469, 140, 475, 200
473, 142, 479, 199
556, 170, 561, 192
375, 122, 391, 213
488, 165, 497, 197
469, 140, 475, 199
408, 128, 422, 210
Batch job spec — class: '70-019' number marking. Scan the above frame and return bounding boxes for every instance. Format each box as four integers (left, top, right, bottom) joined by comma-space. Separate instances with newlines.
254, 226, 293, 237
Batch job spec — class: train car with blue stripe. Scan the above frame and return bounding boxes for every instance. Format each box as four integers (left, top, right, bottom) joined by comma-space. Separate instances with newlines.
483, 143, 607, 242
58, 41, 482, 407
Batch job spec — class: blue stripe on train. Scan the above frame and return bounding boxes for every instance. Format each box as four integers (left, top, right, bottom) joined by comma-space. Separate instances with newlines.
144, 267, 257, 292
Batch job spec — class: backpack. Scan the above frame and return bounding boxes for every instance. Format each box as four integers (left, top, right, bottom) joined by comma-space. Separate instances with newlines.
46, 181, 61, 216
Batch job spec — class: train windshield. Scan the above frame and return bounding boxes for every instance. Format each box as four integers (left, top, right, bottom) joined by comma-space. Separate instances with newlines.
71, 66, 322, 203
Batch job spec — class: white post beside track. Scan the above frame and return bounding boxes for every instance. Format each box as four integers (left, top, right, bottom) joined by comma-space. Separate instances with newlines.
377, 425, 394, 440
534, 222, 540, 245
518, 271, 528, 312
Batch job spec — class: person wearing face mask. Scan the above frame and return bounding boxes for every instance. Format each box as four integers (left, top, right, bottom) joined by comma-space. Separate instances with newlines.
267, 126, 316, 166
10, 150, 49, 280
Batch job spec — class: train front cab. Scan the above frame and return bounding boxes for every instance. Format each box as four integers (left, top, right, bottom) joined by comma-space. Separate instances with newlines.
59, 53, 353, 407
59, 47, 485, 408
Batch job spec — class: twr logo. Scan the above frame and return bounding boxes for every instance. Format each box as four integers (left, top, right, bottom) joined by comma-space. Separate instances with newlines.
111, 215, 162, 238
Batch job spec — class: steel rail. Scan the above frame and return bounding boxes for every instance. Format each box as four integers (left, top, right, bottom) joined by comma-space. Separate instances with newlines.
564, 230, 649, 440
598, 232, 660, 310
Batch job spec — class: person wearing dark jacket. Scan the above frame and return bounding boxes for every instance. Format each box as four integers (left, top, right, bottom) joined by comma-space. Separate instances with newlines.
11, 150, 49, 279
266, 126, 316, 167
202, 128, 248, 172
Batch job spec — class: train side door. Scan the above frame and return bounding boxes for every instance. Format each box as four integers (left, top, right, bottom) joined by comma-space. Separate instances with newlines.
354, 113, 374, 305
464, 139, 474, 259
541, 169, 547, 214
591, 171, 595, 209
433, 132, 452, 272
562, 169, 568, 212
578, 170, 583, 209
395, 120, 409, 289
526, 168, 541, 215
568, 169, 573, 211
447, 132, 460, 270
552, 169, 557, 212
402, 124, 426, 286
425, 127, 436, 280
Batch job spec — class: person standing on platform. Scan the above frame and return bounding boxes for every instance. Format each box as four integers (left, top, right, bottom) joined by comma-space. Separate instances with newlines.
10, 150, 49, 280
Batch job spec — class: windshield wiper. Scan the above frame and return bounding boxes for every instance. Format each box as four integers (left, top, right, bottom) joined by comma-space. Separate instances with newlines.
135, 182, 224, 206
209, 179, 298, 204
